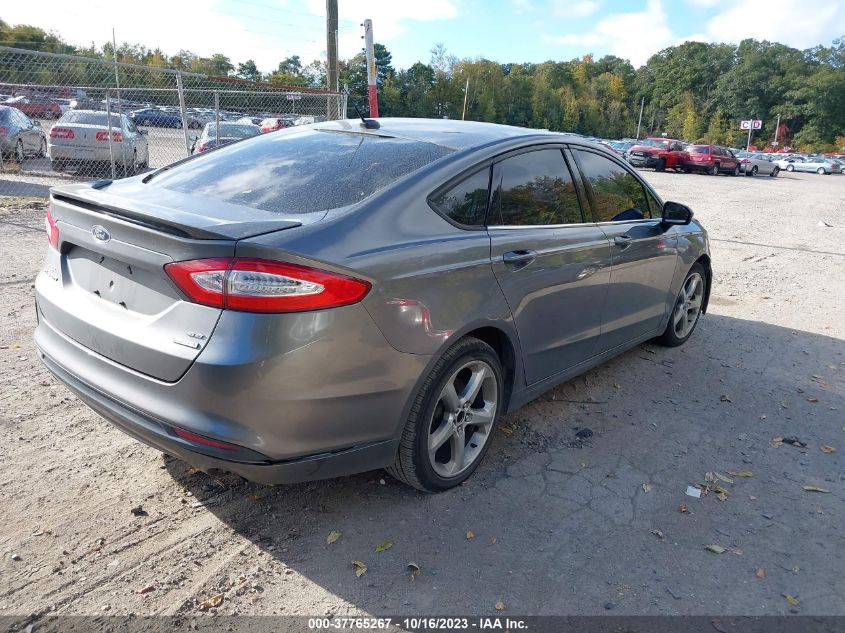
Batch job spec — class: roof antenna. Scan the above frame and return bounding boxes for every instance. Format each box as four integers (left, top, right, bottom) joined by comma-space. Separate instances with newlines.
354, 103, 380, 129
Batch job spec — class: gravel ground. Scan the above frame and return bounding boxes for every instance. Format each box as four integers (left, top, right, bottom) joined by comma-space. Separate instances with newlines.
0, 170, 843, 625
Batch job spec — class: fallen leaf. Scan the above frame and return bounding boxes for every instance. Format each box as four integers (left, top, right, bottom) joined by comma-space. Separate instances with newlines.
651, 529, 665, 540
130, 505, 148, 517
352, 560, 367, 578
499, 426, 514, 436
613, 383, 620, 389
820, 445, 836, 454
136, 585, 155, 594
771, 436, 784, 448
197, 593, 224, 610
714, 472, 734, 484
802, 485, 830, 493
783, 436, 807, 448
407, 562, 420, 581
755, 568, 765, 579
495, 601, 506, 611
716, 492, 729, 502
642, 483, 652, 493
783, 593, 800, 606
729, 470, 753, 478
375, 539, 394, 553
805, 397, 818, 403
466, 531, 475, 541
705, 544, 726, 554
678, 503, 688, 513
489, 537, 497, 545
326, 530, 341, 545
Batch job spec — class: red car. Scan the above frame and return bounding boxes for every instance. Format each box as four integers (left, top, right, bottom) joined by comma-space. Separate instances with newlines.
259, 117, 295, 133
684, 144, 741, 176
6, 96, 63, 119
627, 137, 688, 171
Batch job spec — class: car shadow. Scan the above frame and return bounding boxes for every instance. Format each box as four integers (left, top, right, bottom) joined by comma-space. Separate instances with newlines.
167, 314, 845, 615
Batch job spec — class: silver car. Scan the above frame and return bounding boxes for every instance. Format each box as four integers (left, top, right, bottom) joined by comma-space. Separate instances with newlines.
735, 152, 780, 177
775, 155, 837, 174
0, 105, 47, 161
34, 119, 711, 492
48, 110, 149, 176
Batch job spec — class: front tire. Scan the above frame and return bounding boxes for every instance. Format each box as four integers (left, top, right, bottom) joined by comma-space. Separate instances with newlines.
732, 164, 740, 176
387, 337, 503, 492
708, 163, 718, 176
786, 164, 794, 172
655, 158, 666, 172
817, 167, 825, 175
656, 263, 706, 347
14, 139, 25, 163
770, 166, 779, 177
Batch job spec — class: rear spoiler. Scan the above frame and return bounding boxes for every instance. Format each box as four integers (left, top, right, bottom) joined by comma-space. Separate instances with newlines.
50, 188, 302, 241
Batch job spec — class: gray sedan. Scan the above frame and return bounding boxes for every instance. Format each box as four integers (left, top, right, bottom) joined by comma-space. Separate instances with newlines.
735, 152, 780, 177
34, 119, 711, 492
0, 105, 46, 161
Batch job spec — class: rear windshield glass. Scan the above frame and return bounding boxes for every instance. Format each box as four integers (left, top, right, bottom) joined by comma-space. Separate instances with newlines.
59, 111, 123, 127
150, 128, 454, 214
689, 146, 710, 154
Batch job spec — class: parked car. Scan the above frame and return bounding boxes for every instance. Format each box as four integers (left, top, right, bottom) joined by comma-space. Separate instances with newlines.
130, 108, 184, 128
775, 156, 837, 174
237, 116, 264, 125
259, 117, 295, 133
5, 95, 63, 119
34, 118, 710, 492
606, 140, 636, 159
684, 144, 741, 176
48, 110, 149, 176
0, 105, 47, 161
627, 137, 689, 171
191, 121, 261, 153
735, 152, 780, 177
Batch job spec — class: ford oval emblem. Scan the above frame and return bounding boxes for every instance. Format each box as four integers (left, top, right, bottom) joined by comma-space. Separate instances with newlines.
92, 225, 111, 242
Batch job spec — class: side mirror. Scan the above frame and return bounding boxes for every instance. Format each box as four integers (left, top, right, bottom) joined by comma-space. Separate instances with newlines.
662, 201, 693, 226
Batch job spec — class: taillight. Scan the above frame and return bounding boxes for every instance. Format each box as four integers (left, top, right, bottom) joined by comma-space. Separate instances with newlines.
0, 127, 7, 136
95, 131, 123, 142
49, 127, 74, 139
197, 143, 208, 152
740, 159, 750, 164
45, 206, 59, 250
164, 258, 371, 313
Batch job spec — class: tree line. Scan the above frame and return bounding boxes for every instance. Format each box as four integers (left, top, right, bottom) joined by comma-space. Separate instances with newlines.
2, 19, 843, 150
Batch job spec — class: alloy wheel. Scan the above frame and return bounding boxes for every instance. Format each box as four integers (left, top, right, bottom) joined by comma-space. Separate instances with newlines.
427, 359, 498, 478
672, 272, 704, 339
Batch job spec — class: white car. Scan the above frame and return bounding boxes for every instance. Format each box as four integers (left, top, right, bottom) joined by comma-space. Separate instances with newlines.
48, 110, 149, 176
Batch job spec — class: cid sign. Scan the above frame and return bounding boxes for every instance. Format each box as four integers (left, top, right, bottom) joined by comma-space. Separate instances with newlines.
740, 120, 762, 130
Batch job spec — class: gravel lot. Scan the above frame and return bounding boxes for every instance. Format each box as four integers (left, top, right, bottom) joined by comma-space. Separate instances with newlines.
0, 170, 843, 625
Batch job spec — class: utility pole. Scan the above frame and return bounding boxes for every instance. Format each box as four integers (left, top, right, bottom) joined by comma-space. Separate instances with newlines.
746, 115, 754, 151
363, 19, 378, 117
112, 28, 121, 113
773, 113, 781, 147
635, 96, 645, 139
461, 78, 469, 120
326, 0, 339, 118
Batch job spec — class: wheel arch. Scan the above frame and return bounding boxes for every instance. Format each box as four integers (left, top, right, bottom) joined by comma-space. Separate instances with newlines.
462, 325, 518, 412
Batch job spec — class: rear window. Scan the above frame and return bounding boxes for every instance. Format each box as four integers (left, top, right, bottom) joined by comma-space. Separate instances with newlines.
150, 128, 454, 214
0, 108, 10, 123
59, 111, 123, 127
689, 146, 710, 154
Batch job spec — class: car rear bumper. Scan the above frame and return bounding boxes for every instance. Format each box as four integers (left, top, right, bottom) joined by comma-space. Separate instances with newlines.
34, 294, 431, 483
48, 146, 130, 162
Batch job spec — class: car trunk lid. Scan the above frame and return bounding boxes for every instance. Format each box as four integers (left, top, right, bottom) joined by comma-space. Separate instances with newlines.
37, 182, 303, 381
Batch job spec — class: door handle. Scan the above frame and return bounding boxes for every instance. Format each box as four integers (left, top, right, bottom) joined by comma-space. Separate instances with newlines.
614, 235, 633, 248
502, 250, 537, 266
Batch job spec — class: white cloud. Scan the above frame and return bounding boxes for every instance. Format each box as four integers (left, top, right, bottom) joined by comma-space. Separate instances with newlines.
543, 0, 674, 66
705, 0, 845, 49
686, 0, 721, 8
1, 0, 460, 75
552, 0, 602, 18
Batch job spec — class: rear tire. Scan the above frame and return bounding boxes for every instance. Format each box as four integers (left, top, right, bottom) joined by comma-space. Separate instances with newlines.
38, 138, 47, 158
817, 167, 825, 175
786, 164, 794, 172
708, 163, 718, 176
387, 337, 503, 492
14, 139, 25, 163
655, 158, 666, 172
656, 262, 706, 348
770, 167, 779, 177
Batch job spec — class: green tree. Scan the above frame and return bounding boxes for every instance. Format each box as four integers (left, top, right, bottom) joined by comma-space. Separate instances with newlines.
236, 59, 260, 82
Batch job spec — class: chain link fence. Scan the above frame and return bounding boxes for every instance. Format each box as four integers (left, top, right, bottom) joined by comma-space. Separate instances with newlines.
0, 46, 346, 197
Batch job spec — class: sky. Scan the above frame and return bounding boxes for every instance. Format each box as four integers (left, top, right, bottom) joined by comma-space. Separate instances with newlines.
2, 0, 844, 73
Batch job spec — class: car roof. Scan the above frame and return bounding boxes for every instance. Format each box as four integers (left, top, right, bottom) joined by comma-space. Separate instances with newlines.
312, 117, 573, 151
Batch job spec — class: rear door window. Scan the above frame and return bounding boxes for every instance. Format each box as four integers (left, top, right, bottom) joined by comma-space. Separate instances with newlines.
490, 149, 584, 226
150, 128, 454, 214
572, 149, 651, 221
